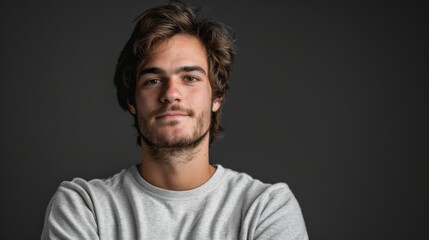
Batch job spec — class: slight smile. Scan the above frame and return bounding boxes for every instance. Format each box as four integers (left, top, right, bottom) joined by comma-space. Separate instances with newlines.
156, 111, 190, 121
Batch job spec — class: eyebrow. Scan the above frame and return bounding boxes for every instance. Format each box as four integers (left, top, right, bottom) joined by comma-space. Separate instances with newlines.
138, 67, 165, 77
175, 66, 206, 75
138, 66, 206, 77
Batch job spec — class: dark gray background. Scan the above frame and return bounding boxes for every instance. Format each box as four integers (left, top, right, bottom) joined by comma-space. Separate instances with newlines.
1, 0, 428, 239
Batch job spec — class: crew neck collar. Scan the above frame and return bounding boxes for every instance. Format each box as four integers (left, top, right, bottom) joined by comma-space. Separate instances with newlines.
130, 164, 225, 199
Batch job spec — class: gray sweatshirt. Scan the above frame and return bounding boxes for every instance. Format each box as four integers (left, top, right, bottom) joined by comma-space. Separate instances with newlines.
41, 165, 308, 239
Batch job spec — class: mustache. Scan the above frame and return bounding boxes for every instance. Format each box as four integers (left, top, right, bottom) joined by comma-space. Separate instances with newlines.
150, 105, 195, 118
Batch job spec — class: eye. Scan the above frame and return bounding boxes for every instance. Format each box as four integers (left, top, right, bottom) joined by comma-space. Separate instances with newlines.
143, 78, 162, 86
184, 76, 199, 82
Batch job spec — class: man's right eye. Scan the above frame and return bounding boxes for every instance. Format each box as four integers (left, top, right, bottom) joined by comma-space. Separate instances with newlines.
143, 79, 162, 86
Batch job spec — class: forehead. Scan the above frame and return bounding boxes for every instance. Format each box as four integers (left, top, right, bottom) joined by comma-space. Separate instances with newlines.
139, 34, 208, 72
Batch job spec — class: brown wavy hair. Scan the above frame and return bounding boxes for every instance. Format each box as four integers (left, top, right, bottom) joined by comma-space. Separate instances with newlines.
113, 2, 235, 146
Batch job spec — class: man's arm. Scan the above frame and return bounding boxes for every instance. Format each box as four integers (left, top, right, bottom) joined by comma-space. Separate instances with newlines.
251, 183, 309, 240
41, 180, 99, 240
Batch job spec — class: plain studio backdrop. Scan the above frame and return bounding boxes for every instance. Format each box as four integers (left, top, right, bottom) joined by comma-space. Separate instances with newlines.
1, 0, 428, 239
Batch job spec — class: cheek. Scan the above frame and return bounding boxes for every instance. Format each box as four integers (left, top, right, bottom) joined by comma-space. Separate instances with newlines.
133, 99, 152, 119
190, 90, 212, 111
192, 85, 213, 101
135, 91, 156, 108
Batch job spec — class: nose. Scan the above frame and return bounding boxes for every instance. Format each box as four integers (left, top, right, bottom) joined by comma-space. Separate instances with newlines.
159, 78, 182, 104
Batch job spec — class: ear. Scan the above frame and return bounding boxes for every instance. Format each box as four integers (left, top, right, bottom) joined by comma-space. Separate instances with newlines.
127, 98, 136, 114
212, 97, 222, 112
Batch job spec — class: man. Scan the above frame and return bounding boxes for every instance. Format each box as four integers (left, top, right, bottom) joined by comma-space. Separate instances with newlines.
41, 2, 308, 239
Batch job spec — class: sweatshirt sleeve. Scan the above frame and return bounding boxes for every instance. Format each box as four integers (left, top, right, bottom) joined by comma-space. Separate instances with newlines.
41, 179, 99, 240
252, 183, 308, 240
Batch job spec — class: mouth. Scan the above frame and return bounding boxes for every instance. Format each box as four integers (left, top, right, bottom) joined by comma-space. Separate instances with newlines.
155, 111, 190, 120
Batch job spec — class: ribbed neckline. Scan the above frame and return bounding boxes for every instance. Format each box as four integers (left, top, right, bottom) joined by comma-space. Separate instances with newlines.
130, 164, 225, 199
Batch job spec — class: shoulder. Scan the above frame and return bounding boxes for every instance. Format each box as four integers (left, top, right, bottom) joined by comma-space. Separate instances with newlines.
48, 167, 131, 208
46, 167, 135, 220
220, 166, 289, 200
221, 167, 268, 190
41, 167, 134, 239
219, 166, 308, 239
56, 167, 132, 197
221, 166, 297, 204
249, 182, 308, 239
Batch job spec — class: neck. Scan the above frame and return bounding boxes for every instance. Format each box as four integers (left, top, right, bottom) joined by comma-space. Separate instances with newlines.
138, 135, 216, 191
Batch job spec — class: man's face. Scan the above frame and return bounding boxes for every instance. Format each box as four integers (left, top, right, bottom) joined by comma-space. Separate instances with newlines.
128, 34, 221, 149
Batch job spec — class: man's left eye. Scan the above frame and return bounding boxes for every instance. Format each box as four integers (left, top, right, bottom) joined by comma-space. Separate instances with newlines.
184, 76, 199, 82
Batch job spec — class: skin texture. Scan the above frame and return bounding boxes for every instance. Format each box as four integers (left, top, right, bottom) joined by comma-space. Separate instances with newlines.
128, 34, 221, 190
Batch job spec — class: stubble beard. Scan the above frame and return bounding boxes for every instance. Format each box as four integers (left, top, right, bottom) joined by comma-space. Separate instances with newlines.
137, 104, 211, 163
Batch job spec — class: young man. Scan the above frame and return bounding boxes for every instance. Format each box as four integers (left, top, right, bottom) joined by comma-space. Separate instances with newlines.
42, 2, 308, 239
